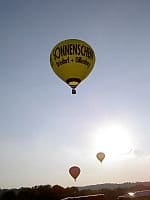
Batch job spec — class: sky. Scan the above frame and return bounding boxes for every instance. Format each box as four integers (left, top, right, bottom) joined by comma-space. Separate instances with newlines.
0, 0, 150, 189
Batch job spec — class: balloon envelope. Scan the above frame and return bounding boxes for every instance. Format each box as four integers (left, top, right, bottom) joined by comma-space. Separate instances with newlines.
96, 152, 105, 162
50, 39, 95, 94
69, 166, 80, 181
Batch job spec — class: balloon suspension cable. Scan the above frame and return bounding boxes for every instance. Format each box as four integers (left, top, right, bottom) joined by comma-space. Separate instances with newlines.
72, 88, 76, 94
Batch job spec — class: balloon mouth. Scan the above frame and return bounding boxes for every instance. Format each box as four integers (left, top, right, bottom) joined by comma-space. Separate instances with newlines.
66, 78, 81, 94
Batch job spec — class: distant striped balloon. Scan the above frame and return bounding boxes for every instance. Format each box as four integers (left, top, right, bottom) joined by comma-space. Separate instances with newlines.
96, 152, 105, 163
69, 166, 80, 181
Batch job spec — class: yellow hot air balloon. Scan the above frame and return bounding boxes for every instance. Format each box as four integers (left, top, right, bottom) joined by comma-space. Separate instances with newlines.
50, 39, 95, 94
96, 152, 105, 163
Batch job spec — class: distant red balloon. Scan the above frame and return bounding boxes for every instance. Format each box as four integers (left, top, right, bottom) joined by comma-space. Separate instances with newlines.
69, 166, 80, 181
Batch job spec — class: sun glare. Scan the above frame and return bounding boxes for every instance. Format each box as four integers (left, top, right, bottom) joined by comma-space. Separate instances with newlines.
90, 122, 134, 160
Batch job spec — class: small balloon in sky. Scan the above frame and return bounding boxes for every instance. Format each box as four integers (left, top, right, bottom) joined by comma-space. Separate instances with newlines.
69, 166, 80, 181
96, 152, 105, 163
50, 39, 95, 94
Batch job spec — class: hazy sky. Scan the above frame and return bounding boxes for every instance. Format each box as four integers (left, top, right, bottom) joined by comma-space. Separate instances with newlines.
1, 0, 150, 189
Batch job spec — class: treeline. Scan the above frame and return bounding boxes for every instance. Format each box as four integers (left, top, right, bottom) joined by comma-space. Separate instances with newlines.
0, 183, 150, 200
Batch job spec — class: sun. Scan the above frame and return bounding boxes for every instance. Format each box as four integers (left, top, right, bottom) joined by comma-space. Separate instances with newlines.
90, 122, 134, 160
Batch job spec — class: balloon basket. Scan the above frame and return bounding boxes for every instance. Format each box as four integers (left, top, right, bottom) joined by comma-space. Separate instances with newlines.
72, 89, 76, 94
